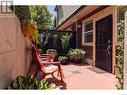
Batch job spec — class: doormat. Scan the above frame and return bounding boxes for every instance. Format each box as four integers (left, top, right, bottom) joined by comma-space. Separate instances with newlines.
71, 70, 81, 74
87, 67, 106, 74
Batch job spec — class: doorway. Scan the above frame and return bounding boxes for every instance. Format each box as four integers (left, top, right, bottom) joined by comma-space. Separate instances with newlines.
96, 15, 113, 73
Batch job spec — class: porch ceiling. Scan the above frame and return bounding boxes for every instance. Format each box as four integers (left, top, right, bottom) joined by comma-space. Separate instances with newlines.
57, 6, 103, 30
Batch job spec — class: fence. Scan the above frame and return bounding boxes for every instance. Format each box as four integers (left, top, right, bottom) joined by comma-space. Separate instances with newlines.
38, 29, 76, 54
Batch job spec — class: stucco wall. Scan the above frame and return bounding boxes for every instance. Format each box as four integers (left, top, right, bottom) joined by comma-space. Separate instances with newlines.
0, 13, 32, 88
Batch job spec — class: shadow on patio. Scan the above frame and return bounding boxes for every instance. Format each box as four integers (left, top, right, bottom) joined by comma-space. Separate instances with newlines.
28, 63, 116, 90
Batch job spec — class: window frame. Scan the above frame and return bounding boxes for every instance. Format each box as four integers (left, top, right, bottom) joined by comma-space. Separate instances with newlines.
82, 20, 93, 46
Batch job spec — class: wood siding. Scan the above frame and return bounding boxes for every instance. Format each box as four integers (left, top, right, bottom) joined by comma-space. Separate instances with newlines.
82, 46, 93, 59
56, 5, 81, 26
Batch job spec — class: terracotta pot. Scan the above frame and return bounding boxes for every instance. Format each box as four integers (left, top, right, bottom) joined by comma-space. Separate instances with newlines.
21, 21, 30, 37
29, 27, 35, 38
72, 58, 82, 63
21, 21, 37, 38
69, 57, 81, 63
60, 57, 68, 65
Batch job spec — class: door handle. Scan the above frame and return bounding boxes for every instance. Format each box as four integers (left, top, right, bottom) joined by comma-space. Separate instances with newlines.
107, 45, 110, 55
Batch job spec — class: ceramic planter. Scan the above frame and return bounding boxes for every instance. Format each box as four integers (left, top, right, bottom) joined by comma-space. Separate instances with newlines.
59, 57, 68, 65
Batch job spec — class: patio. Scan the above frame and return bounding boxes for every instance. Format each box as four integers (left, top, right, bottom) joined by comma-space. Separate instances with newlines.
29, 63, 116, 89
0, 5, 118, 89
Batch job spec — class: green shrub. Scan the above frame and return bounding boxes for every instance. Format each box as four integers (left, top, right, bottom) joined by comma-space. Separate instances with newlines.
8, 75, 52, 89
10, 6, 31, 21
61, 33, 72, 51
115, 20, 124, 89
67, 49, 86, 59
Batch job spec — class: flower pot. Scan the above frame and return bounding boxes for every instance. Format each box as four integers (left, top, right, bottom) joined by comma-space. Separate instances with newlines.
60, 58, 68, 65
69, 56, 81, 63
21, 20, 37, 38
72, 58, 82, 63
47, 49, 57, 60
21, 22, 29, 37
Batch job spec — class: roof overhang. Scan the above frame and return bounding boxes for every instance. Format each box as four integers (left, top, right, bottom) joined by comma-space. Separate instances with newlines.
56, 5, 108, 30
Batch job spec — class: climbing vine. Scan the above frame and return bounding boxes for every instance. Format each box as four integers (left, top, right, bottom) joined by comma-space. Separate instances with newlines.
115, 20, 124, 89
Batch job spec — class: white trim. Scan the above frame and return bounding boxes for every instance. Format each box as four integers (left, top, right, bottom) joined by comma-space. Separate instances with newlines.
81, 7, 115, 72
82, 20, 93, 46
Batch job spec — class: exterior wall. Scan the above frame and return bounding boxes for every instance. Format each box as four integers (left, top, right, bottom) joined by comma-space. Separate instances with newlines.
56, 5, 81, 26
81, 6, 117, 73
56, 6, 117, 74
63, 6, 117, 73
0, 12, 32, 88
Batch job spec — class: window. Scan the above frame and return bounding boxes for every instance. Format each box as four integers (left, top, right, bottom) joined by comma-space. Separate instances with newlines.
83, 20, 93, 45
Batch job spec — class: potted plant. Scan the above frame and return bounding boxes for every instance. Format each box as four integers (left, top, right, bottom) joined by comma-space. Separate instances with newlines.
58, 56, 68, 65
47, 49, 57, 60
67, 49, 86, 63
10, 6, 31, 37
20, 20, 31, 37
10, 6, 38, 39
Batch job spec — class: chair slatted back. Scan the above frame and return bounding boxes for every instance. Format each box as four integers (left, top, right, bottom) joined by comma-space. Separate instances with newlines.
32, 44, 51, 61
32, 44, 44, 70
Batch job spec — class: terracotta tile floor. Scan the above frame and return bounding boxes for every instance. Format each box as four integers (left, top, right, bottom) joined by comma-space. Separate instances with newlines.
28, 63, 116, 90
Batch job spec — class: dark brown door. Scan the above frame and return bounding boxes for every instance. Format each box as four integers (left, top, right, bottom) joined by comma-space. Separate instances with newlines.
96, 15, 112, 73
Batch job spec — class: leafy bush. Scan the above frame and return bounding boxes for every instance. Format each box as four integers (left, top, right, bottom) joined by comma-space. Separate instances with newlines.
115, 20, 124, 89
67, 49, 86, 59
61, 33, 72, 50
8, 75, 52, 89
10, 6, 31, 21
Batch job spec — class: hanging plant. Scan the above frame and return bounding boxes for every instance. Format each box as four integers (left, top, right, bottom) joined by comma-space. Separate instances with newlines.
20, 20, 31, 37
10, 6, 35, 38
115, 20, 124, 89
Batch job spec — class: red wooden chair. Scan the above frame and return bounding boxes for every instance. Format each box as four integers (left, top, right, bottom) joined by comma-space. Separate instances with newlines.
32, 44, 64, 81
32, 44, 53, 61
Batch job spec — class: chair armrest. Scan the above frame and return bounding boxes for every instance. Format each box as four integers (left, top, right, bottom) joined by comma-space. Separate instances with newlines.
40, 61, 60, 65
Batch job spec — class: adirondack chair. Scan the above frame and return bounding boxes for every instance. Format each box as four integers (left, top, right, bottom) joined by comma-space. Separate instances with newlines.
32, 44, 64, 81
32, 44, 53, 61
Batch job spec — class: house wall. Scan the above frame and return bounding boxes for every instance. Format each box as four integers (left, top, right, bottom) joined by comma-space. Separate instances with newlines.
0, 12, 32, 88
81, 6, 117, 73
66, 6, 117, 73
56, 5, 81, 26
56, 6, 117, 74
